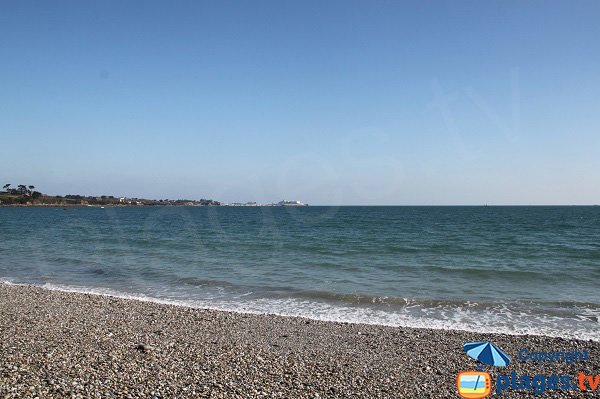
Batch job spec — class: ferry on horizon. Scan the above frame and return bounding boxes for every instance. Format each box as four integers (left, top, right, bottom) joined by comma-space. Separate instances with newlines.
276, 200, 308, 206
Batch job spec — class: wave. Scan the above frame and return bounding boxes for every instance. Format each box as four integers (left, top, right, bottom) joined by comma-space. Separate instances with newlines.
280, 288, 600, 310
2, 280, 597, 342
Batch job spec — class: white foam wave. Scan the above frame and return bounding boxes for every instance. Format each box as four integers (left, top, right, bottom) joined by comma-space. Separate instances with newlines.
13, 282, 595, 342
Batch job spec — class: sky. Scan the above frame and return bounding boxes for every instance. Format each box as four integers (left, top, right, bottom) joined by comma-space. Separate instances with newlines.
1, 1, 599, 205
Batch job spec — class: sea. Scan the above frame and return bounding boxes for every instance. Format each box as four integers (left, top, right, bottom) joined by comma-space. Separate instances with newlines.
1, 206, 598, 341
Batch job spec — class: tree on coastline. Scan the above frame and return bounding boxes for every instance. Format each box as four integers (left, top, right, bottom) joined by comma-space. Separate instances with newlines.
1, 184, 39, 197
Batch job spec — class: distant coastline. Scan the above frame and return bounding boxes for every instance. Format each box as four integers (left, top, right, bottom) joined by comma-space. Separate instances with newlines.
0, 192, 221, 207
0, 183, 307, 207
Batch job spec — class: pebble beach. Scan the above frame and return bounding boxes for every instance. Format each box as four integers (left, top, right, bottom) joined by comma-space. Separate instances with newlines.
1, 283, 598, 398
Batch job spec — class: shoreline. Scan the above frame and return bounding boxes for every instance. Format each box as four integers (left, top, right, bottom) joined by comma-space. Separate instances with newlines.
3, 280, 596, 342
1, 284, 598, 398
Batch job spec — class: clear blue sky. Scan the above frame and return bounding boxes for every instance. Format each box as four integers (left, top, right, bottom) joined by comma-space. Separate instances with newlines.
1, 1, 599, 204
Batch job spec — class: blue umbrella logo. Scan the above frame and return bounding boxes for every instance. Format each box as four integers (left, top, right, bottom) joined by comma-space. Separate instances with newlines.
463, 341, 511, 367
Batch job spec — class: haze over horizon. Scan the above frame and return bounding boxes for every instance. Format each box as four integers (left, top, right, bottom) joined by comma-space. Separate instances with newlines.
1, 1, 599, 205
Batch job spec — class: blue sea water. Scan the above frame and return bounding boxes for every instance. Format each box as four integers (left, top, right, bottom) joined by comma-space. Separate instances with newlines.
1, 206, 598, 340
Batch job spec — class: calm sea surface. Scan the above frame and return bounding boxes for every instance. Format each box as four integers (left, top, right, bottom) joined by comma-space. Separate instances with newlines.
1, 206, 599, 340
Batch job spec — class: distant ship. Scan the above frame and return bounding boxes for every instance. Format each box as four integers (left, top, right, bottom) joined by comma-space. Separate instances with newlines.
276, 200, 308, 206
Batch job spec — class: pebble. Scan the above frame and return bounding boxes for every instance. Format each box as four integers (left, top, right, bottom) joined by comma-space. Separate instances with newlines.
1, 283, 598, 398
